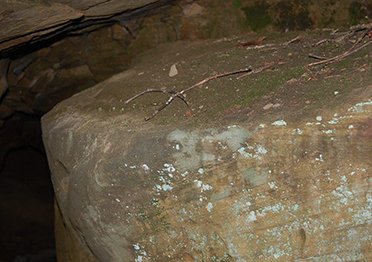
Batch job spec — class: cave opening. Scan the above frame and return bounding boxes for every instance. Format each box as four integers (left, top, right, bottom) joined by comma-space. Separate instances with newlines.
0, 146, 54, 261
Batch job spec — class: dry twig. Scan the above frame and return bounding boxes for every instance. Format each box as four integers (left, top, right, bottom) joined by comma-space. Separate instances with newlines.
313, 39, 329, 46
125, 88, 188, 106
308, 28, 372, 67
283, 35, 300, 46
237, 62, 276, 80
126, 68, 253, 120
308, 53, 328, 60
238, 36, 266, 47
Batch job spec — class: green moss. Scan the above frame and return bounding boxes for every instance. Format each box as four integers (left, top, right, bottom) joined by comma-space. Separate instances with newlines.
242, 2, 272, 31
333, 47, 370, 70
333, 58, 354, 71
306, 81, 333, 102
237, 66, 305, 105
349, 1, 367, 25
274, 0, 313, 30
305, 76, 351, 108
197, 65, 305, 122
232, 0, 242, 9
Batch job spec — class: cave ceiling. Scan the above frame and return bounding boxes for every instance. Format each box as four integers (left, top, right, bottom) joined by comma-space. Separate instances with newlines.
0, 0, 172, 57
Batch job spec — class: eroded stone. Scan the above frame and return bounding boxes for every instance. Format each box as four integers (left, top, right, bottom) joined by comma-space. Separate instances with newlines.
42, 33, 372, 261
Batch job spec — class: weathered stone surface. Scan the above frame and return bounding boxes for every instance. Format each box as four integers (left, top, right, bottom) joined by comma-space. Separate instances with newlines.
0, 3, 82, 49
0, 0, 166, 56
1, 0, 371, 57
55, 201, 96, 262
42, 32, 371, 261
68, 0, 161, 17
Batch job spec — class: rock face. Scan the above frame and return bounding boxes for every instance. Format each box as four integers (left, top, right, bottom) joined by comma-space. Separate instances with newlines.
42, 31, 371, 261
1, 0, 370, 57
0, 0, 168, 56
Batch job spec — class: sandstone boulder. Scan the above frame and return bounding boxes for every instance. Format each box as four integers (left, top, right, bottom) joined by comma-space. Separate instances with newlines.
42, 32, 371, 261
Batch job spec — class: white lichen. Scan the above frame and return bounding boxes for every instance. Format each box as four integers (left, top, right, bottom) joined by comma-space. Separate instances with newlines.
315, 153, 324, 162
258, 203, 284, 217
292, 128, 303, 135
180, 171, 189, 177
271, 119, 287, 126
206, 202, 214, 212
237, 144, 268, 160
348, 100, 372, 113
237, 147, 253, 158
198, 168, 205, 175
194, 180, 213, 191
161, 184, 173, 191
322, 129, 335, 134
256, 145, 268, 155
133, 243, 148, 262
268, 181, 278, 190
141, 164, 150, 172
163, 163, 176, 173
247, 211, 257, 223
167, 126, 250, 171
332, 185, 353, 205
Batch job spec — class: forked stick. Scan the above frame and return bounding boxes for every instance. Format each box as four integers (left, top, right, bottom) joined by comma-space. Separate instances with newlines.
126, 67, 253, 120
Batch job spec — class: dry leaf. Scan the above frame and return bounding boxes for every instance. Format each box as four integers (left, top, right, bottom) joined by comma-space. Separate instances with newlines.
184, 110, 193, 117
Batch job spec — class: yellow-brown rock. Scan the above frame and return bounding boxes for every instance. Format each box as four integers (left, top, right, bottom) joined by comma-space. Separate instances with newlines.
42, 31, 371, 261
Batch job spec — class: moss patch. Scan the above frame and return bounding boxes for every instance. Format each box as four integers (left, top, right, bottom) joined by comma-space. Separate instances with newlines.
237, 66, 305, 105
242, 2, 272, 32
274, 0, 313, 30
232, 0, 242, 9
349, 1, 368, 25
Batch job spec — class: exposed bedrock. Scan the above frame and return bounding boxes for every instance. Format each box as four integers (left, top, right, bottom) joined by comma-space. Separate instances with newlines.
42, 33, 371, 261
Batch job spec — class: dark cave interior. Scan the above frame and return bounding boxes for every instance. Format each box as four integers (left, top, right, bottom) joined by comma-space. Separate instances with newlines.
0, 145, 55, 261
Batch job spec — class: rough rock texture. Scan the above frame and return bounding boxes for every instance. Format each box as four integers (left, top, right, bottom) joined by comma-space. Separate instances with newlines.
0, 0, 169, 56
1, 0, 370, 57
1, 0, 370, 260
42, 31, 371, 261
